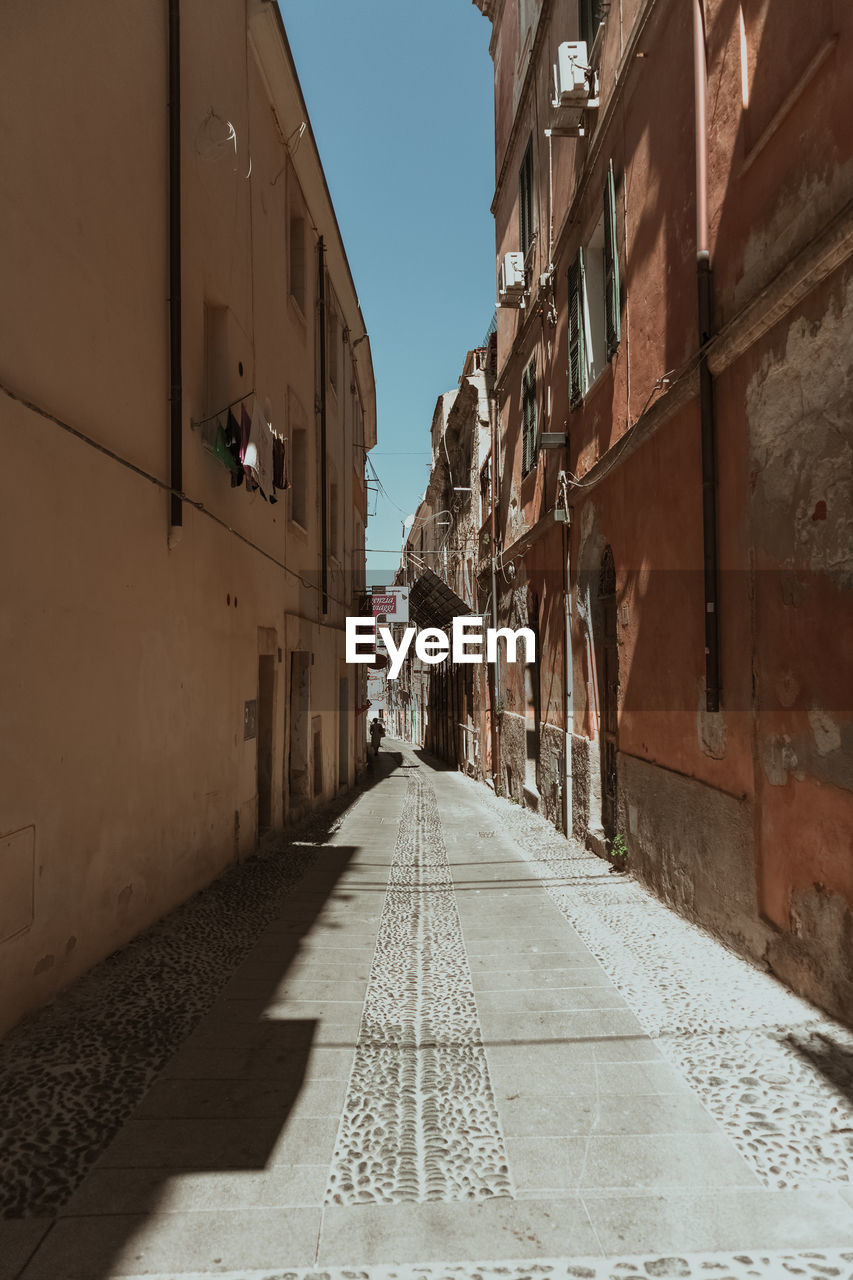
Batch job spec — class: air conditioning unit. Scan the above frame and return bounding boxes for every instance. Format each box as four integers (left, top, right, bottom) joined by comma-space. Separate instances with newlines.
499, 251, 526, 307
553, 41, 592, 107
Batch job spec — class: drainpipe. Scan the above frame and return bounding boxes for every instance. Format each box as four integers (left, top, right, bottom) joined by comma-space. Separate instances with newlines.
693, 0, 721, 711
168, 0, 183, 541
318, 237, 328, 614
489, 396, 501, 790
563, 518, 574, 838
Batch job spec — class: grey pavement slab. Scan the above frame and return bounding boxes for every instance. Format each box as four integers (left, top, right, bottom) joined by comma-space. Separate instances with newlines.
94, 1115, 339, 1170
475, 986, 629, 1011
478, 1007, 646, 1042
498, 1090, 718, 1136
160, 1040, 354, 1081
0, 1220, 53, 1280
470, 966, 614, 990
60, 1164, 329, 1215
317, 1198, 601, 1264
583, 1187, 853, 1252
21, 1207, 322, 1278
507, 1132, 760, 1195
131, 1075, 348, 1120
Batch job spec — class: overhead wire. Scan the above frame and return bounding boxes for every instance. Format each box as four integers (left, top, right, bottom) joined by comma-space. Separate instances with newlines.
0, 377, 359, 615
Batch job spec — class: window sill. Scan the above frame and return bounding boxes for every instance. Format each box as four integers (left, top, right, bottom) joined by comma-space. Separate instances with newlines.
288, 294, 308, 328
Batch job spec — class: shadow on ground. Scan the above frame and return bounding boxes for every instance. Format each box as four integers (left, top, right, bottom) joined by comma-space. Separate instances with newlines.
0, 750, 408, 1280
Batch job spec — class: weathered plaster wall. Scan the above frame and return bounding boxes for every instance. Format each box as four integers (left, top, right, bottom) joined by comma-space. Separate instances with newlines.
618, 753, 767, 958
0, 0, 371, 1035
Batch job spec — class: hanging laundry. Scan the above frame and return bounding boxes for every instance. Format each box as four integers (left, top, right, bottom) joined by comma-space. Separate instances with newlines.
226, 409, 244, 486
211, 413, 240, 475
199, 408, 224, 455
272, 434, 289, 491
240, 403, 252, 461
243, 399, 274, 497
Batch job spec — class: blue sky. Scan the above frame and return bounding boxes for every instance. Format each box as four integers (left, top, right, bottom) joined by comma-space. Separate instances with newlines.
278, 0, 496, 584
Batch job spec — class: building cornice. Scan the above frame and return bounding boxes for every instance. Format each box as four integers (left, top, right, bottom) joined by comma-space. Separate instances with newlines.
251, 0, 377, 448
490, 0, 555, 216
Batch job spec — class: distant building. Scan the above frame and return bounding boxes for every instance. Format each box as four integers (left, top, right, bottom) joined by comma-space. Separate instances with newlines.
0, 0, 375, 1034
390, 346, 495, 773
473, 0, 853, 1021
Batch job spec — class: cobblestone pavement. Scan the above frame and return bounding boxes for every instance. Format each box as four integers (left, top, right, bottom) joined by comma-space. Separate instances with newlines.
453, 771, 853, 1193
2, 745, 853, 1280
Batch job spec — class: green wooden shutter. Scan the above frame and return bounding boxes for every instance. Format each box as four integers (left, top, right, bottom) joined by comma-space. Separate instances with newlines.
579, 0, 604, 47
519, 138, 534, 260
568, 249, 586, 407
604, 160, 621, 359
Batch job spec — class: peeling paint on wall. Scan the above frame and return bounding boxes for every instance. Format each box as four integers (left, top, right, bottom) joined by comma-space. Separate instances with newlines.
747, 274, 853, 583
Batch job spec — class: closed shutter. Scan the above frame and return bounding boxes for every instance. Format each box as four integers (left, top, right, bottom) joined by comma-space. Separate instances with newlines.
519, 138, 534, 260
522, 361, 537, 475
604, 160, 621, 359
567, 249, 586, 407
579, 0, 605, 47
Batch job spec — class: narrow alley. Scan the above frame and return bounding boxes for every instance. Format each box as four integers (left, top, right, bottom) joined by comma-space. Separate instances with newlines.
3, 744, 852, 1280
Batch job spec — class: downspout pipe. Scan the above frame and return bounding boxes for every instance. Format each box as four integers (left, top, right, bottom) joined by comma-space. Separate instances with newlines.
489, 394, 501, 790
563, 518, 574, 838
168, 0, 183, 538
693, 0, 721, 712
318, 237, 329, 614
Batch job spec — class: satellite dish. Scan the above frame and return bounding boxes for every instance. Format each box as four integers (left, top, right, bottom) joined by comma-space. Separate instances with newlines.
369, 654, 388, 670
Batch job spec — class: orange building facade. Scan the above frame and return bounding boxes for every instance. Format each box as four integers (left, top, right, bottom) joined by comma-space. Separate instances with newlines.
473, 0, 853, 1021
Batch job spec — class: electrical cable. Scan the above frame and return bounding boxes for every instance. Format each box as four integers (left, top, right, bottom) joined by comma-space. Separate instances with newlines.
0, 377, 359, 614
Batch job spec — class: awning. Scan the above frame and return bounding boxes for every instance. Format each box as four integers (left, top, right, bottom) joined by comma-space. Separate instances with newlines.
408, 568, 472, 630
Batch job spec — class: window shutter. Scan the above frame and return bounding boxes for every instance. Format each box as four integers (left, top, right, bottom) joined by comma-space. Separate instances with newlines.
579, 0, 604, 47
567, 249, 586, 407
519, 138, 534, 260
522, 361, 537, 476
604, 160, 621, 359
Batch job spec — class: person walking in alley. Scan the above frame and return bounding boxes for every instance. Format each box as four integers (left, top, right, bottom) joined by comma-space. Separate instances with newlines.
369, 716, 385, 757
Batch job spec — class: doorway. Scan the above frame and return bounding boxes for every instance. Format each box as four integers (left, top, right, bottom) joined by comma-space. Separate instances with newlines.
338, 676, 349, 787
598, 547, 618, 841
257, 654, 275, 834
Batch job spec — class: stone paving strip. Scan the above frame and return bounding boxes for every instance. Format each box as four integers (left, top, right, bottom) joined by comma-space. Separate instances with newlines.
107, 1253, 853, 1280
451, 770, 853, 1193
326, 767, 512, 1203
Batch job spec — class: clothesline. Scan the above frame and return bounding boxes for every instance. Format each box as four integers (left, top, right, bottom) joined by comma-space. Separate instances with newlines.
191, 389, 256, 431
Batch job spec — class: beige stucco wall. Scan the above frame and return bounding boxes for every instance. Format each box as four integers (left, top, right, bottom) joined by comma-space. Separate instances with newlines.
0, 0, 374, 1035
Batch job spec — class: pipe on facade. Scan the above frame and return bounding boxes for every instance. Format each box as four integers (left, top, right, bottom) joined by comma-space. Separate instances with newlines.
317, 237, 329, 613
168, 0, 183, 538
562, 519, 574, 838
489, 397, 501, 790
693, 0, 721, 712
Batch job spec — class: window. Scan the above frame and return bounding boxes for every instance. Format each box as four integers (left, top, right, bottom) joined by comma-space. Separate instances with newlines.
329, 478, 339, 560
289, 214, 305, 311
480, 454, 492, 522
579, 0, 605, 48
568, 160, 620, 406
521, 359, 538, 477
603, 160, 621, 358
519, 0, 533, 43
290, 428, 307, 527
518, 136, 535, 262
567, 252, 587, 407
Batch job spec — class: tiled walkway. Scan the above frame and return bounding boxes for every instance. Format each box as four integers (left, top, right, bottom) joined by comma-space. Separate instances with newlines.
2, 745, 853, 1279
